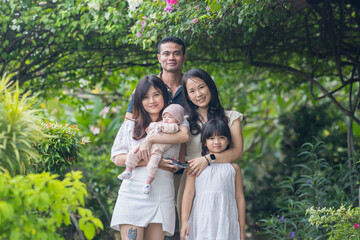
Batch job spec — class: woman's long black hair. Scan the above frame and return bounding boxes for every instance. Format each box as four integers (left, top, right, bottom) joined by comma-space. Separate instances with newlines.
182, 68, 228, 135
201, 119, 232, 156
132, 75, 169, 140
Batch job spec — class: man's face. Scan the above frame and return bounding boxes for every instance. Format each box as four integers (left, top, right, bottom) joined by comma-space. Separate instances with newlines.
157, 42, 186, 73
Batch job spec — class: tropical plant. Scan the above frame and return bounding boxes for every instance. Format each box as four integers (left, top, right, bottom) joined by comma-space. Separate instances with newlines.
33, 122, 89, 174
0, 74, 45, 176
0, 171, 103, 240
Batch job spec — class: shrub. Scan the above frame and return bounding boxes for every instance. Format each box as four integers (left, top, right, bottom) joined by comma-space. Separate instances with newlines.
33, 122, 89, 174
0, 171, 103, 240
307, 205, 360, 240
258, 139, 358, 239
0, 74, 45, 176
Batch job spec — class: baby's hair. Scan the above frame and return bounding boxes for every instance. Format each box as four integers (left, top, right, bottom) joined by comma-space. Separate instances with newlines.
201, 119, 232, 156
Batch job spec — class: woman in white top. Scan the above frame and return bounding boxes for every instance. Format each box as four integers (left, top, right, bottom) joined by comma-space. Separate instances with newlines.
110, 75, 189, 240
177, 68, 245, 238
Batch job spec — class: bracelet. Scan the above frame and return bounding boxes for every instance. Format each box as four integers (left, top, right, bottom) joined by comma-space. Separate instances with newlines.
204, 155, 210, 166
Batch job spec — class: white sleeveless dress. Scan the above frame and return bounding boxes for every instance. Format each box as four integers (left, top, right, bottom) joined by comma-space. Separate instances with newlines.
110, 119, 187, 236
185, 110, 243, 240
187, 163, 240, 240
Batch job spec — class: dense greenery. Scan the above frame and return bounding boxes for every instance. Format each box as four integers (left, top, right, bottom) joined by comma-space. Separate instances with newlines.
0, 171, 103, 240
0, 0, 359, 239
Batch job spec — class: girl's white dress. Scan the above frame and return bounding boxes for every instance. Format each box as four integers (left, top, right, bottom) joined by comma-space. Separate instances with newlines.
110, 120, 186, 236
187, 163, 240, 240
184, 110, 243, 240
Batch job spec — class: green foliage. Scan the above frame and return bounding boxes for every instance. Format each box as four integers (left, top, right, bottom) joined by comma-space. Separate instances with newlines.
307, 205, 360, 240
33, 122, 89, 174
0, 171, 103, 240
73, 148, 121, 239
0, 0, 143, 92
0, 74, 45, 176
258, 139, 359, 239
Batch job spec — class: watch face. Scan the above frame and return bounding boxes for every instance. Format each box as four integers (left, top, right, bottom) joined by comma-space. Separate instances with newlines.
210, 154, 216, 160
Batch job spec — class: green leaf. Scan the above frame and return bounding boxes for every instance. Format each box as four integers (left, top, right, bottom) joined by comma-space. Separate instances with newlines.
83, 222, 95, 240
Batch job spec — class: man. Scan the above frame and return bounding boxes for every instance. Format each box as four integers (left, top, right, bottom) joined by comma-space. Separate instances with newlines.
125, 36, 187, 120
124, 36, 187, 239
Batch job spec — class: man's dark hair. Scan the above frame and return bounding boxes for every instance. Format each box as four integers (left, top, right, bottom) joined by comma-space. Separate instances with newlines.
157, 36, 186, 55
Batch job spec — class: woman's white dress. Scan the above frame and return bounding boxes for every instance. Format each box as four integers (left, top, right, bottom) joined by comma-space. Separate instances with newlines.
185, 110, 243, 240
110, 120, 183, 236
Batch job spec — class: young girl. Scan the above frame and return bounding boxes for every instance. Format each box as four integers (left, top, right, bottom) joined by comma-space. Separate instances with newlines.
181, 119, 246, 240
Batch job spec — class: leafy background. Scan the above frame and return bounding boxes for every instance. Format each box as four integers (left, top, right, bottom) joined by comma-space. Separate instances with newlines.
1, 0, 360, 239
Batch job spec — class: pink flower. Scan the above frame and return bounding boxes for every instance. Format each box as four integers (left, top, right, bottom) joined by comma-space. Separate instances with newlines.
192, 18, 198, 24
354, 223, 359, 229
136, 32, 142, 37
140, 20, 146, 27
195, 5, 199, 10
90, 126, 100, 135
166, 0, 178, 5
206, 6, 211, 11
99, 106, 110, 118
142, 16, 147, 20
164, 3, 173, 12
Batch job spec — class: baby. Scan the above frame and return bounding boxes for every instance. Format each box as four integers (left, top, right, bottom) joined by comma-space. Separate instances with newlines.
118, 104, 185, 194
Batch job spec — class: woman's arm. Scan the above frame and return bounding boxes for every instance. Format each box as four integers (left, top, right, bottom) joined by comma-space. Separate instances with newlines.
178, 143, 187, 163
180, 174, 196, 240
138, 124, 190, 162
114, 153, 176, 172
113, 153, 147, 167
148, 124, 190, 144
232, 163, 246, 240
188, 118, 243, 176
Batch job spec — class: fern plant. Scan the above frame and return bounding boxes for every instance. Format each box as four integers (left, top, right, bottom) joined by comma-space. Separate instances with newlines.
0, 74, 45, 176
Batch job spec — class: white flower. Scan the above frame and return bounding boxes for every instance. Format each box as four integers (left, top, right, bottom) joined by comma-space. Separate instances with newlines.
79, 79, 89, 88
88, 0, 100, 11
105, 12, 110, 20
127, 0, 142, 11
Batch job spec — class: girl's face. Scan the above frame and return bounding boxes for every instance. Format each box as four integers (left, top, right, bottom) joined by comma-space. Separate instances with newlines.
185, 77, 212, 109
142, 85, 165, 120
205, 135, 229, 154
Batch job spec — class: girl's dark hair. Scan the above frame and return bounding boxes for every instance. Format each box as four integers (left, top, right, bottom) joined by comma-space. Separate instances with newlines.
201, 119, 232, 156
133, 75, 169, 140
182, 68, 228, 135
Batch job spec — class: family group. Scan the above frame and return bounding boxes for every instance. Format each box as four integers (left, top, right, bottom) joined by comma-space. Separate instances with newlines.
110, 36, 246, 240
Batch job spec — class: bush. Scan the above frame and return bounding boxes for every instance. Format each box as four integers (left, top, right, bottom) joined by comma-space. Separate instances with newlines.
307, 205, 360, 240
0, 74, 45, 176
34, 122, 89, 174
258, 139, 359, 239
0, 171, 103, 240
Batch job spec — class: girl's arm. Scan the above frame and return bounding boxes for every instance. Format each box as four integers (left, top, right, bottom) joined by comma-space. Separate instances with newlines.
232, 163, 246, 240
138, 124, 190, 162
188, 118, 243, 176
180, 174, 196, 240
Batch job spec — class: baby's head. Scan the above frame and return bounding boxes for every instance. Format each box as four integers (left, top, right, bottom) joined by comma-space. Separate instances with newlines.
162, 104, 184, 124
